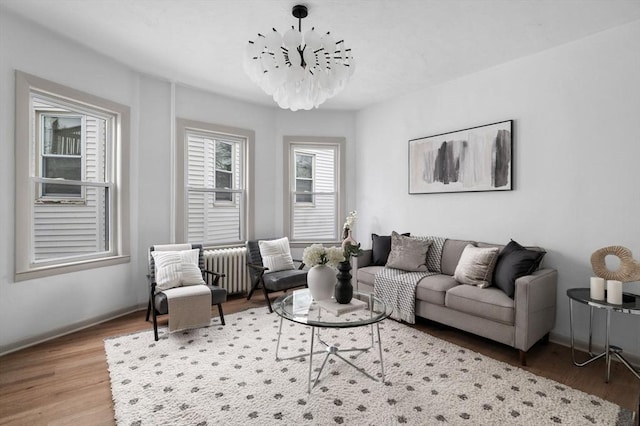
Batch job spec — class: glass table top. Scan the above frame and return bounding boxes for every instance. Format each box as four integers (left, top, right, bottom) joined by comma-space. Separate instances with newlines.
273, 289, 393, 328
567, 288, 640, 315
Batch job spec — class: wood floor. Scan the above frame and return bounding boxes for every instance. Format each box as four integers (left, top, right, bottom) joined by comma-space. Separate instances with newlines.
1, 293, 638, 425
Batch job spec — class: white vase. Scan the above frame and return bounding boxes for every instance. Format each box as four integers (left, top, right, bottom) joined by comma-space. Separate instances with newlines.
307, 264, 336, 301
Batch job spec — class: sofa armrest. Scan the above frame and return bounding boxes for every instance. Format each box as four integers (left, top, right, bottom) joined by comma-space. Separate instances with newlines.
355, 249, 372, 268
514, 268, 558, 352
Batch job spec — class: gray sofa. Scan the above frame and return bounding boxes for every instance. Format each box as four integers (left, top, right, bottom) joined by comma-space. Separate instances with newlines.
354, 238, 558, 365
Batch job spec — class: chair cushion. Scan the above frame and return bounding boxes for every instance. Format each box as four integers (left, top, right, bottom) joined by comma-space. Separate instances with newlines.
258, 237, 295, 273
262, 269, 308, 291
453, 244, 499, 288
151, 249, 205, 291
415, 275, 460, 306
445, 285, 515, 325
154, 285, 227, 315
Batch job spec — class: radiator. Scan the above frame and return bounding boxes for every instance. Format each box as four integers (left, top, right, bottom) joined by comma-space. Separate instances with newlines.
204, 247, 250, 295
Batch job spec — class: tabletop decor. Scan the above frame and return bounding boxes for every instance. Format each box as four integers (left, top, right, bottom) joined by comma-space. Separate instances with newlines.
590, 245, 640, 282
336, 211, 363, 304
302, 244, 343, 300
589, 276, 605, 300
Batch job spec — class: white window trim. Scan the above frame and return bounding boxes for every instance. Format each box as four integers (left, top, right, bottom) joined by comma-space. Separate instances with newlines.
14, 71, 130, 281
283, 136, 346, 246
175, 118, 255, 246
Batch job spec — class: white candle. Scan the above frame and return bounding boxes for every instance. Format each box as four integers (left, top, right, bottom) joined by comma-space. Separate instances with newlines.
606, 280, 623, 305
590, 277, 605, 300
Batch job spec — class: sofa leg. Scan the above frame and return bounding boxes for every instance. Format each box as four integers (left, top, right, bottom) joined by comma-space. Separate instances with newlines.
541, 333, 550, 345
519, 350, 527, 366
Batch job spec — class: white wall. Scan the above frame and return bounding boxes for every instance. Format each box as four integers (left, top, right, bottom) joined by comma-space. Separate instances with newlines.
355, 21, 640, 358
0, 9, 356, 353
0, 10, 140, 352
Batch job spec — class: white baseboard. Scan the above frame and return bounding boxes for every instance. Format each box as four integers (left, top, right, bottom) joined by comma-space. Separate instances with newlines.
549, 331, 640, 369
0, 304, 146, 356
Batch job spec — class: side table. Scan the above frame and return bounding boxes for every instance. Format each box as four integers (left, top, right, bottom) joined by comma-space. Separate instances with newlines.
567, 288, 640, 382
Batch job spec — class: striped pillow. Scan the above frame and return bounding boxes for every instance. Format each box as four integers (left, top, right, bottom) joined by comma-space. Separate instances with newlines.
151, 249, 205, 291
258, 237, 295, 273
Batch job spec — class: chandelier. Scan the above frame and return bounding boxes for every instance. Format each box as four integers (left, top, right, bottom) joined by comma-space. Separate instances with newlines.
243, 4, 355, 111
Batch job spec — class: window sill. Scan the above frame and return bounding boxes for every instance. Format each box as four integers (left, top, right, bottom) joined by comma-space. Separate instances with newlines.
14, 255, 130, 282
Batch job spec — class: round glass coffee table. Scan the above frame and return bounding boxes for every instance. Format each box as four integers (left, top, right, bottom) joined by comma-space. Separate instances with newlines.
273, 289, 393, 393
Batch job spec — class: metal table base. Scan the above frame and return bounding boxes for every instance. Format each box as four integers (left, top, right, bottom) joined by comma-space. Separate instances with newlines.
275, 316, 386, 393
569, 297, 640, 382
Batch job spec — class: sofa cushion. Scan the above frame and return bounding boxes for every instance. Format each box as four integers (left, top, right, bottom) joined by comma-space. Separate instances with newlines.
441, 239, 476, 276
453, 244, 500, 288
371, 232, 410, 266
445, 285, 515, 325
386, 232, 432, 272
357, 265, 386, 287
415, 274, 459, 306
493, 240, 546, 298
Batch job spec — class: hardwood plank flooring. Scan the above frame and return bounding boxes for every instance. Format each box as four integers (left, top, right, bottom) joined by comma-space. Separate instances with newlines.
1, 294, 638, 425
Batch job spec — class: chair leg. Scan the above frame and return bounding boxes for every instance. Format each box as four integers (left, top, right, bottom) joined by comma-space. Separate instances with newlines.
246, 279, 260, 301
145, 299, 151, 321
152, 310, 159, 341
217, 304, 226, 325
261, 283, 273, 313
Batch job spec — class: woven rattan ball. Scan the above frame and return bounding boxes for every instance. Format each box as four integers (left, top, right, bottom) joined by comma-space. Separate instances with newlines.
590, 246, 640, 282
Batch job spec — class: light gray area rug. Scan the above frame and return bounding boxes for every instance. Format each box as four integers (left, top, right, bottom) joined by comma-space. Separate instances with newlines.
105, 309, 633, 425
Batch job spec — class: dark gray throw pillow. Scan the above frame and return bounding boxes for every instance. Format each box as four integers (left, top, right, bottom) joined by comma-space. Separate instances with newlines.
493, 240, 546, 298
371, 232, 410, 266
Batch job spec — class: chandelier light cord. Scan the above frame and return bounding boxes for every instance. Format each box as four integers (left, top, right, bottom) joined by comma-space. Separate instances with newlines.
244, 4, 355, 111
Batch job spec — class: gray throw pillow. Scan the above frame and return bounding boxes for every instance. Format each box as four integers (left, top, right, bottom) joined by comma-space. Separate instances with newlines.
386, 231, 433, 272
453, 244, 500, 288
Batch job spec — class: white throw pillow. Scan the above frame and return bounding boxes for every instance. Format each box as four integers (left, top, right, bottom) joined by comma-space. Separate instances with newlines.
453, 244, 500, 288
151, 249, 206, 291
258, 237, 295, 273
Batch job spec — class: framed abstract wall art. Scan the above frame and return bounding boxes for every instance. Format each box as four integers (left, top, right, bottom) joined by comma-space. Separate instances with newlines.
409, 120, 513, 194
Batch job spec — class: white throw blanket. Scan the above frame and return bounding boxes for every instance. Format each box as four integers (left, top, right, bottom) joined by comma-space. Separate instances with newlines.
374, 269, 436, 324
164, 285, 211, 333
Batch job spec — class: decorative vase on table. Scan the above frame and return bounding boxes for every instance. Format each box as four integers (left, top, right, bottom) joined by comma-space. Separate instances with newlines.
335, 260, 353, 304
307, 264, 336, 301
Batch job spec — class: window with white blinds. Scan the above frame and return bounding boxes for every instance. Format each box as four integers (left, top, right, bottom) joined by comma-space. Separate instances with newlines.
15, 71, 131, 281
176, 120, 254, 246
284, 136, 346, 243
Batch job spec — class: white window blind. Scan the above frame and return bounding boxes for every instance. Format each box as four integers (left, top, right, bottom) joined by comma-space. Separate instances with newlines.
185, 130, 246, 245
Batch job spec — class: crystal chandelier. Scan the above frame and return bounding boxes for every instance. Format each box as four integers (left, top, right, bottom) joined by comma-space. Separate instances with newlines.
243, 4, 355, 111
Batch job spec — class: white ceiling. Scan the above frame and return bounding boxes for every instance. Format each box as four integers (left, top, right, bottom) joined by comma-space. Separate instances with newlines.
2, 0, 640, 110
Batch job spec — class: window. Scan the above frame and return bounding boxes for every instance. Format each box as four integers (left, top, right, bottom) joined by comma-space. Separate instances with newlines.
176, 119, 254, 246
295, 152, 314, 204
39, 113, 84, 198
15, 71, 130, 280
284, 136, 346, 243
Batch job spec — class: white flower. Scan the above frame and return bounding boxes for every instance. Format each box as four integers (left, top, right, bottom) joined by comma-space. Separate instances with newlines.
302, 244, 345, 267
343, 210, 358, 229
